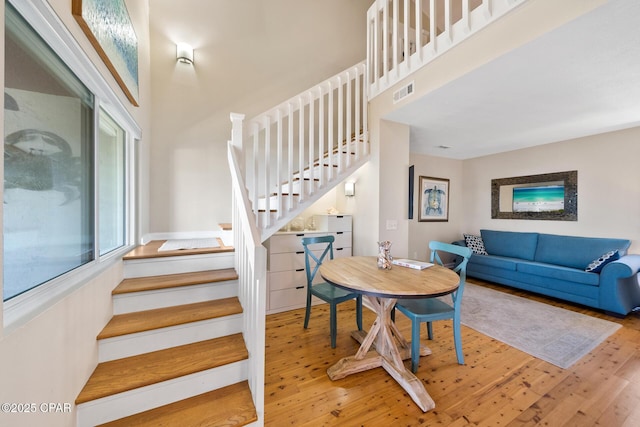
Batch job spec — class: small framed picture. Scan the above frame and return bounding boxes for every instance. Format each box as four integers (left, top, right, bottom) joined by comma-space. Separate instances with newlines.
419, 176, 449, 222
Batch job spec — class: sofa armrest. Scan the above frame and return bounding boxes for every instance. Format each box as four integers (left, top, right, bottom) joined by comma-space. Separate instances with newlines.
451, 240, 468, 268
599, 254, 640, 315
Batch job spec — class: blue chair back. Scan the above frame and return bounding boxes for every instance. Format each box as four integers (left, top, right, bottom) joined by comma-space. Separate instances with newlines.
302, 235, 335, 286
429, 241, 473, 302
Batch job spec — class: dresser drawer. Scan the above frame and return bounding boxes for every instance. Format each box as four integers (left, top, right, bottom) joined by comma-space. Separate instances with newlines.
314, 215, 352, 232
331, 231, 352, 249
268, 231, 326, 253
334, 247, 352, 258
269, 270, 306, 291
269, 250, 327, 272
269, 288, 323, 311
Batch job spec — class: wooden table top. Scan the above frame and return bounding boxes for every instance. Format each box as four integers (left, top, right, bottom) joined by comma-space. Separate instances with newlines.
320, 256, 460, 299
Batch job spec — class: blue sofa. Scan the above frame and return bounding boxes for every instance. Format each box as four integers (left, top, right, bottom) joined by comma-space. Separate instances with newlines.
454, 229, 640, 316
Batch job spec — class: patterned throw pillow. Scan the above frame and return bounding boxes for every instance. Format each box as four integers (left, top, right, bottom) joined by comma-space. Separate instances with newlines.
464, 234, 488, 255
585, 250, 620, 273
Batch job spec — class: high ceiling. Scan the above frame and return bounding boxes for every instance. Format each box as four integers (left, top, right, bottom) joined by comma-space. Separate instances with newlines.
384, 0, 640, 159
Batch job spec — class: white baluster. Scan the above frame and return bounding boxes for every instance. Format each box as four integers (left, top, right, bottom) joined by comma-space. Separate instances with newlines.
346, 71, 352, 168
328, 80, 334, 181
252, 122, 259, 216
354, 66, 361, 161
276, 109, 283, 218
263, 115, 271, 227
308, 91, 315, 195
287, 102, 294, 211
318, 85, 325, 187
298, 96, 305, 202
337, 75, 344, 174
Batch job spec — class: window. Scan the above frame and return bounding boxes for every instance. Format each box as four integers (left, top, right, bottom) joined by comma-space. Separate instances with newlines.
4, 4, 94, 301
99, 109, 126, 256
3, 2, 135, 304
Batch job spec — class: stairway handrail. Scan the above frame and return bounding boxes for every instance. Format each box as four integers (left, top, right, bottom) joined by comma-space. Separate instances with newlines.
248, 61, 367, 133
228, 126, 267, 426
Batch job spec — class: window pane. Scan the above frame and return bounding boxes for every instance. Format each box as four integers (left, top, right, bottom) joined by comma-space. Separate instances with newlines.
3, 4, 94, 301
99, 109, 125, 255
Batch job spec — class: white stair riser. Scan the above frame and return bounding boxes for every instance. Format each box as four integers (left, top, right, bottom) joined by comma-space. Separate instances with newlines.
113, 280, 238, 314
124, 252, 234, 278
98, 315, 243, 362
76, 360, 248, 427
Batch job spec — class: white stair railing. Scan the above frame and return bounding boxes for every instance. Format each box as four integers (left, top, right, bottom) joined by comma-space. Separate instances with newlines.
228, 129, 267, 426
233, 62, 370, 241
367, 0, 528, 99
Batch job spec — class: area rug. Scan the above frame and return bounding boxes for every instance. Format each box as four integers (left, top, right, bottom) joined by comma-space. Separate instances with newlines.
458, 283, 621, 369
158, 238, 220, 252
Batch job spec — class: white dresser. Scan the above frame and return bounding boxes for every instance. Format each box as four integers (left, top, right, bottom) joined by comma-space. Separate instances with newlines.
265, 215, 352, 314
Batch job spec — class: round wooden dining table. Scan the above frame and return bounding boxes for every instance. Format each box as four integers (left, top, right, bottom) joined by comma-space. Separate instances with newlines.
320, 256, 460, 412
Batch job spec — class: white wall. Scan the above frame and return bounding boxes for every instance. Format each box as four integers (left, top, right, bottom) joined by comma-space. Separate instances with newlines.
359, 0, 611, 262
0, 1, 151, 425
148, 0, 372, 234
462, 127, 640, 253
408, 154, 464, 261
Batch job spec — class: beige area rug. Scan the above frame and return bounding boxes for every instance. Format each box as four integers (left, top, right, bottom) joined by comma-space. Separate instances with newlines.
458, 283, 621, 369
158, 238, 220, 252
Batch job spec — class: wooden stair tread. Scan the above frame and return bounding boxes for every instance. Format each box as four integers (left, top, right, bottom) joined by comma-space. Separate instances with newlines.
97, 381, 256, 427
98, 297, 242, 339
76, 333, 248, 404
113, 269, 238, 295
123, 239, 234, 260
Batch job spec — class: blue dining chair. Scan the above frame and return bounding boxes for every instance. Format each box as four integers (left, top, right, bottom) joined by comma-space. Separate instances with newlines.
392, 241, 473, 372
302, 235, 363, 348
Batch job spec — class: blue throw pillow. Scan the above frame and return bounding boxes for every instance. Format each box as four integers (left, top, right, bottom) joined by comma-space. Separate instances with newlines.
585, 250, 619, 273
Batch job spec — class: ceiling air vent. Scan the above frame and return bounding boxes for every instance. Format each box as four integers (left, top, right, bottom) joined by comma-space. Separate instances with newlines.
393, 81, 414, 104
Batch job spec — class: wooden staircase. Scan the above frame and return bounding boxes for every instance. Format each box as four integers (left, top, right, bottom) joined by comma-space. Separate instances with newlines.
75, 242, 257, 427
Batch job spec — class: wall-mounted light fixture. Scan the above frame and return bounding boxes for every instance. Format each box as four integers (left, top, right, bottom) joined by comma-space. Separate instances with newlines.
176, 42, 194, 64
345, 181, 355, 197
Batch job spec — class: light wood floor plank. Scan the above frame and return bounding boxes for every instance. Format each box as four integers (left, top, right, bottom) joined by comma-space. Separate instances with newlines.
264, 278, 640, 426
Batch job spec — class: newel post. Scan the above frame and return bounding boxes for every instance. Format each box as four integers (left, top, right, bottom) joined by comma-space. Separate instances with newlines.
230, 112, 245, 174
230, 112, 245, 149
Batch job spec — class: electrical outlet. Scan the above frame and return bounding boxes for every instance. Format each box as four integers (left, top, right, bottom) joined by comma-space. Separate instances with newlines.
386, 220, 398, 230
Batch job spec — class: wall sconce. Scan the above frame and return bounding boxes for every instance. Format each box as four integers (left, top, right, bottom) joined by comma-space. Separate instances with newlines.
344, 181, 355, 197
176, 42, 194, 64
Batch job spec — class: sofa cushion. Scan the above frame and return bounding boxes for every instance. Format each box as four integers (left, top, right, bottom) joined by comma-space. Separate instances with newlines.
480, 229, 538, 261
470, 254, 518, 271
464, 234, 488, 255
585, 250, 620, 273
534, 233, 630, 270
517, 261, 599, 286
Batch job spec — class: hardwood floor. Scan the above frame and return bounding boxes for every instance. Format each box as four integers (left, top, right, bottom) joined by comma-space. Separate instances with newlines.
264, 279, 640, 426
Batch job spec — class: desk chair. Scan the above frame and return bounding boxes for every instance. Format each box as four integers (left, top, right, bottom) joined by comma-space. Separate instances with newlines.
393, 241, 472, 372
302, 235, 363, 348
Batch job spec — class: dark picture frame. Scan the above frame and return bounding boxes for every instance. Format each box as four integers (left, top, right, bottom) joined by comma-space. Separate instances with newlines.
491, 170, 578, 220
418, 176, 449, 222
408, 165, 414, 219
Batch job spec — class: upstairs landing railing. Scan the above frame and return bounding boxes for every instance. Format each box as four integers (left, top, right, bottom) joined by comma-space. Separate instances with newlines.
367, 0, 527, 99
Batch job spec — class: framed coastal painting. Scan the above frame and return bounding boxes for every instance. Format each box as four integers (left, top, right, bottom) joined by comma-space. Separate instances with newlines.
72, 0, 139, 106
419, 176, 449, 222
